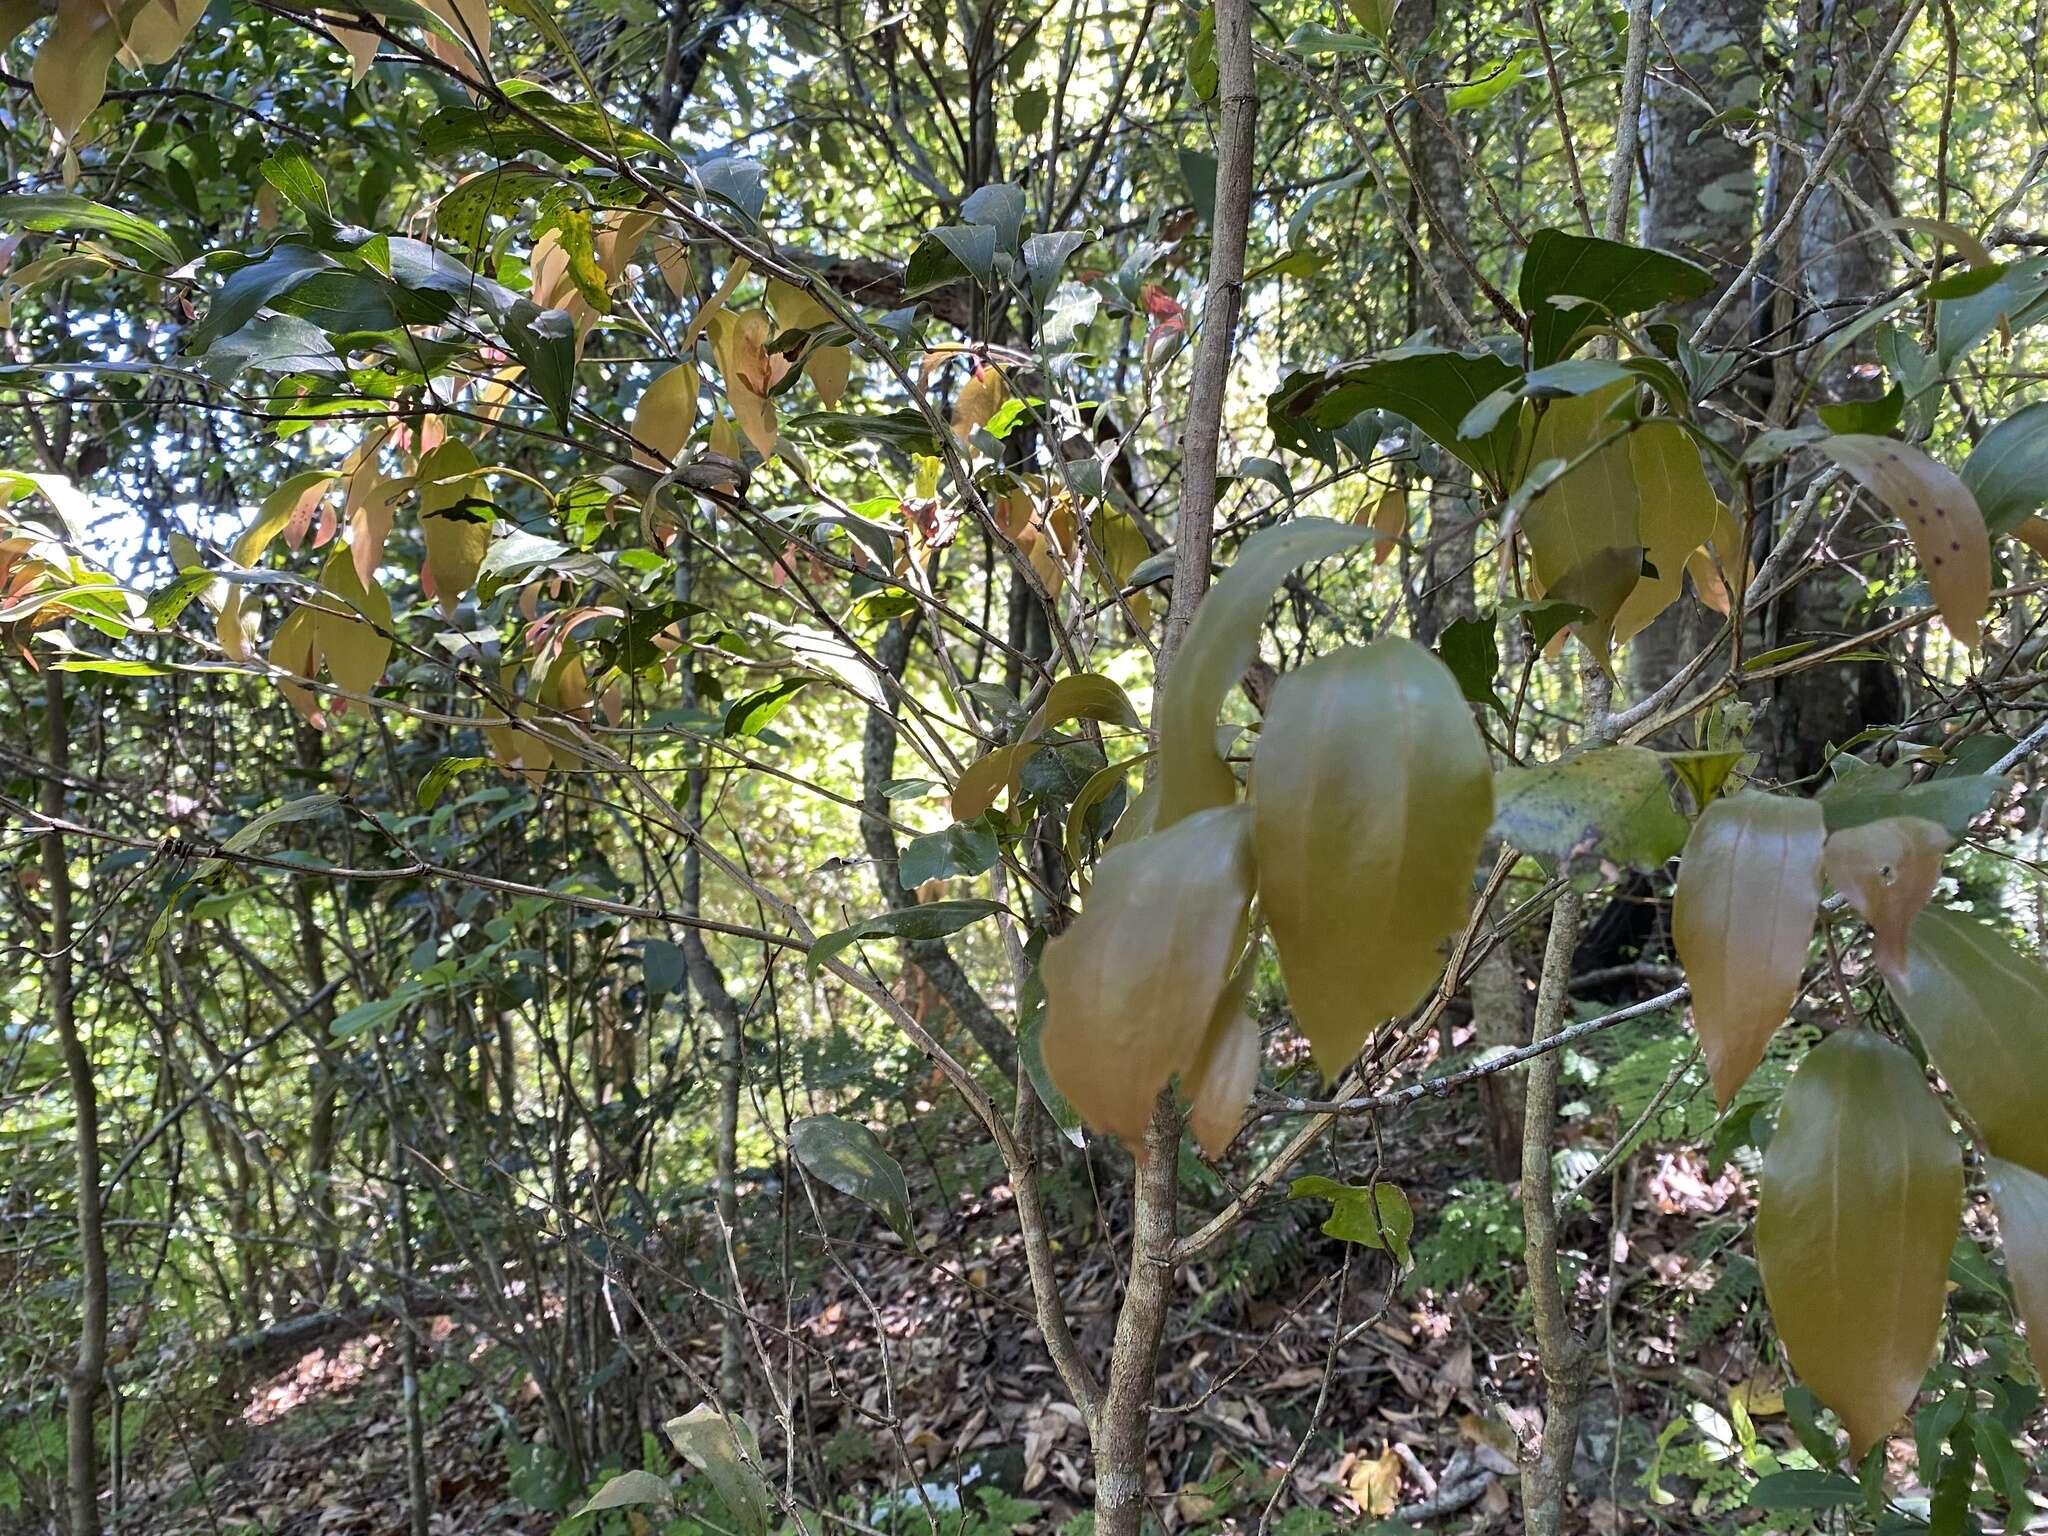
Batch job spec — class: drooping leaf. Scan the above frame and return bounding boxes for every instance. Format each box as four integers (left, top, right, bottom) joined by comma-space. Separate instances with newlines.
311, 542, 393, 700
1960, 400, 2048, 535
1891, 908, 2048, 1176
898, 819, 998, 887
1672, 791, 1825, 1106
722, 678, 810, 737
577, 1470, 674, 1516
418, 439, 489, 613
664, 1406, 772, 1536
1822, 816, 1948, 979
1614, 422, 1720, 644
1491, 745, 1686, 872
1521, 381, 1641, 596
1983, 1158, 2048, 1382
1517, 229, 1714, 368
633, 362, 699, 464
1757, 1030, 1962, 1459
1186, 1007, 1258, 1158
789, 1114, 917, 1246
1250, 638, 1492, 1075
1153, 518, 1371, 828
1436, 611, 1502, 709
1288, 1175, 1415, 1267
950, 743, 1030, 820
804, 899, 1002, 977
1817, 435, 1990, 650
269, 602, 325, 729
1025, 672, 1141, 735
1041, 804, 1254, 1150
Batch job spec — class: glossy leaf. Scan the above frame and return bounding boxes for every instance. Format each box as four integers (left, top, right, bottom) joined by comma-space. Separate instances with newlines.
1822, 816, 1948, 979
950, 743, 1030, 821
633, 363, 699, 464
1984, 1158, 2048, 1382
1041, 804, 1254, 1150
1960, 400, 2048, 534
1757, 1030, 1961, 1459
1891, 907, 2048, 1176
1672, 791, 1825, 1106
1491, 745, 1686, 872
1521, 381, 1640, 595
0, 192, 184, 266
1268, 349, 1522, 489
1251, 638, 1492, 1075
1818, 435, 1990, 650
1517, 229, 1713, 367
1818, 763, 2007, 837
269, 603, 325, 730
789, 1114, 917, 1246
805, 899, 1001, 977
898, 819, 998, 886
1153, 518, 1371, 828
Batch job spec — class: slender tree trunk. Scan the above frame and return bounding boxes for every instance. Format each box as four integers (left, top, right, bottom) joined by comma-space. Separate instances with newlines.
43, 673, 107, 1536
1633, 0, 1767, 705
389, 1124, 431, 1536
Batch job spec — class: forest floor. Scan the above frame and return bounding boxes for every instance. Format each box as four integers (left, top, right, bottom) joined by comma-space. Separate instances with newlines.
8, 1082, 1981, 1535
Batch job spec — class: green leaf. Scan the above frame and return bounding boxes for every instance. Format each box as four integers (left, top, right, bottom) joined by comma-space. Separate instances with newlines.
1672, 791, 1825, 1106
960, 183, 1025, 250
1436, 612, 1502, 709
258, 147, 332, 224
1517, 228, 1714, 368
499, 297, 576, 429
723, 678, 811, 737
1818, 764, 2007, 837
576, 1470, 674, 1516
1756, 1030, 1962, 1460
1983, 1157, 2048, 1387
1026, 671, 1141, 735
641, 939, 685, 1001
1446, 53, 1525, 110
1017, 957, 1083, 1145
1015, 83, 1050, 132
1251, 638, 1493, 1075
1891, 908, 2048, 1176
899, 820, 998, 887
1153, 517, 1371, 828
1289, 1176, 1414, 1265
1746, 1470, 1863, 1511
0, 192, 185, 266
1817, 385, 1904, 437
805, 899, 1002, 976
1961, 401, 2048, 534
1285, 21, 1380, 56
663, 1406, 772, 1536
789, 1114, 917, 1246
1491, 745, 1686, 872
1269, 349, 1523, 489
1042, 805, 1253, 1148
1935, 255, 2048, 371
188, 244, 338, 353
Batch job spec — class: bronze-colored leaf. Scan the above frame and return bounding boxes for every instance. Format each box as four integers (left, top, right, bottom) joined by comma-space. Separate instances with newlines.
1250, 637, 1492, 1076
1041, 804, 1253, 1151
1673, 791, 1825, 1106
1757, 1030, 1961, 1460
418, 439, 489, 614
123, 0, 206, 66
1891, 907, 2048, 1176
313, 542, 393, 700
950, 742, 1029, 821
33, 0, 124, 147
1153, 518, 1371, 829
1984, 1157, 2048, 1383
1822, 816, 1948, 980
1186, 1007, 1257, 1159
1818, 434, 1990, 650
269, 602, 325, 730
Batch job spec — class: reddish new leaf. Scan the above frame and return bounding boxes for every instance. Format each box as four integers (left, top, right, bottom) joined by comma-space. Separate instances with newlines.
1673, 791, 1825, 1107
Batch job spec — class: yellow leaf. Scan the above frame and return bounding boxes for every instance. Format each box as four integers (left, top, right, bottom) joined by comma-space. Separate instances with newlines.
652, 236, 692, 300
1186, 1007, 1257, 1158
417, 439, 489, 613
633, 363, 698, 465
1614, 423, 1719, 644
1346, 1444, 1401, 1518
313, 542, 393, 700
269, 603, 325, 729
421, 0, 488, 65
951, 365, 1008, 443
1729, 1378, 1786, 1418
1521, 381, 1642, 595
1361, 484, 1404, 565
1687, 502, 1748, 615
707, 309, 781, 457
122, 0, 205, 66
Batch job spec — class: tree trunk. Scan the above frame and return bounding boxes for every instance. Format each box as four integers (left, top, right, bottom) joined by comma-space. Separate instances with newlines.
1632, 0, 1767, 706
42, 674, 107, 1536
1766, 0, 1906, 782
